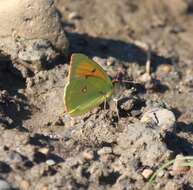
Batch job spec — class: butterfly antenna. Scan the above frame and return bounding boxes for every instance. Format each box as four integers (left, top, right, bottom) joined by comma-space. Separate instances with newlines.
103, 99, 109, 121
112, 79, 140, 85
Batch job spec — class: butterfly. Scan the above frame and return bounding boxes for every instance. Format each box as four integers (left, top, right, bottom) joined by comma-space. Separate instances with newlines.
64, 53, 114, 116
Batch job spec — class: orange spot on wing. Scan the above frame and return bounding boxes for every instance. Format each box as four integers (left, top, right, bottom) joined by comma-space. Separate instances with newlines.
75, 63, 107, 80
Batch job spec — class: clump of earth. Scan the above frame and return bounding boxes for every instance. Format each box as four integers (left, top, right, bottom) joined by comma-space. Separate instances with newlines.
0, 0, 193, 189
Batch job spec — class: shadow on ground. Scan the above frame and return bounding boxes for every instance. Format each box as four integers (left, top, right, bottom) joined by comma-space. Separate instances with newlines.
165, 122, 193, 155
66, 32, 172, 71
0, 61, 31, 131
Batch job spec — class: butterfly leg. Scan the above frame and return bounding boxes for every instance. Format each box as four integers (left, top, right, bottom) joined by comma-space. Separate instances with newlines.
60, 110, 66, 117
114, 98, 120, 121
109, 97, 120, 121
103, 99, 107, 111
103, 99, 108, 120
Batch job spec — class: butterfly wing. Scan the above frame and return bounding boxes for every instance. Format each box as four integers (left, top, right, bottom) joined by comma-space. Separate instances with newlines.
69, 53, 112, 85
64, 53, 113, 116
64, 74, 113, 116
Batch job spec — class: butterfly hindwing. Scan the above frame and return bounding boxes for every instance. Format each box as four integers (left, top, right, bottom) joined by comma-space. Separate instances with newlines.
65, 77, 113, 116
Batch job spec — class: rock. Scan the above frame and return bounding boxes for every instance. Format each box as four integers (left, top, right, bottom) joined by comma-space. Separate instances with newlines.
0, 115, 13, 128
20, 180, 30, 190
82, 150, 94, 160
138, 73, 156, 90
138, 73, 152, 83
0, 179, 11, 190
46, 159, 56, 166
97, 147, 112, 155
68, 12, 81, 20
106, 57, 117, 66
165, 181, 182, 190
114, 122, 171, 167
65, 157, 84, 168
38, 148, 50, 155
0, 0, 69, 76
141, 168, 153, 179
141, 108, 176, 132
157, 64, 172, 75
7, 151, 23, 163
119, 97, 135, 112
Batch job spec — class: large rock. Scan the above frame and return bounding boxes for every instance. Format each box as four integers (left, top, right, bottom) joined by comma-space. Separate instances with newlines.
0, 0, 69, 76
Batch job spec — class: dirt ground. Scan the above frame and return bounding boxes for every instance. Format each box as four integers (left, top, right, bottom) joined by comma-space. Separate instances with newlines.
0, 0, 193, 189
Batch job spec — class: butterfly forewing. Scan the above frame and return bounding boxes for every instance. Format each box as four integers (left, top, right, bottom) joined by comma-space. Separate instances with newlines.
69, 54, 112, 84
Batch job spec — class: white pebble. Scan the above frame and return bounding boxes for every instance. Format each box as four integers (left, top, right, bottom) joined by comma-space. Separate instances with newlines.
0, 179, 11, 190
68, 12, 80, 20
141, 168, 153, 179
82, 150, 94, 160
38, 148, 49, 155
46, 159, 56, 166
141, 108, 176, 132
97, 147, 112, 155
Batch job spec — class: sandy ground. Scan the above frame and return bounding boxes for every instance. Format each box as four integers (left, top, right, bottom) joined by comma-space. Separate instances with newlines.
0, 0, 193, 189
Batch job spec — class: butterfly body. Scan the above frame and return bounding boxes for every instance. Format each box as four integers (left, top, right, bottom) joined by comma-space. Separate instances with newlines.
64, 53, 113, 116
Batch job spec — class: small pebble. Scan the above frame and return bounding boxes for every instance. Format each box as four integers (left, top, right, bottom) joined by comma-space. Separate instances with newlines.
82, 150, 94, 160
46, 159, 56, 166
165, 181, 180, 190
97, 147, 112, 155
7, 151, 23, 163
38, 148, 49, 155
54, 117, 64, 126
141, 108, 176, 132
68, 12, 81, 20
17, 89, 25, 94
42, 186, 48, 190
141, 168, 153, 179
131, 110, 142, 117
107, 57, 116, 66
20, 180, 30, 190
138, 73, 151, 83
100, 154, 114, 163
0, 179, 11, 190
170, 25, 185, 34
172, 154, 190, 174
120, 98, 134, 112
157, 64, 172, 74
